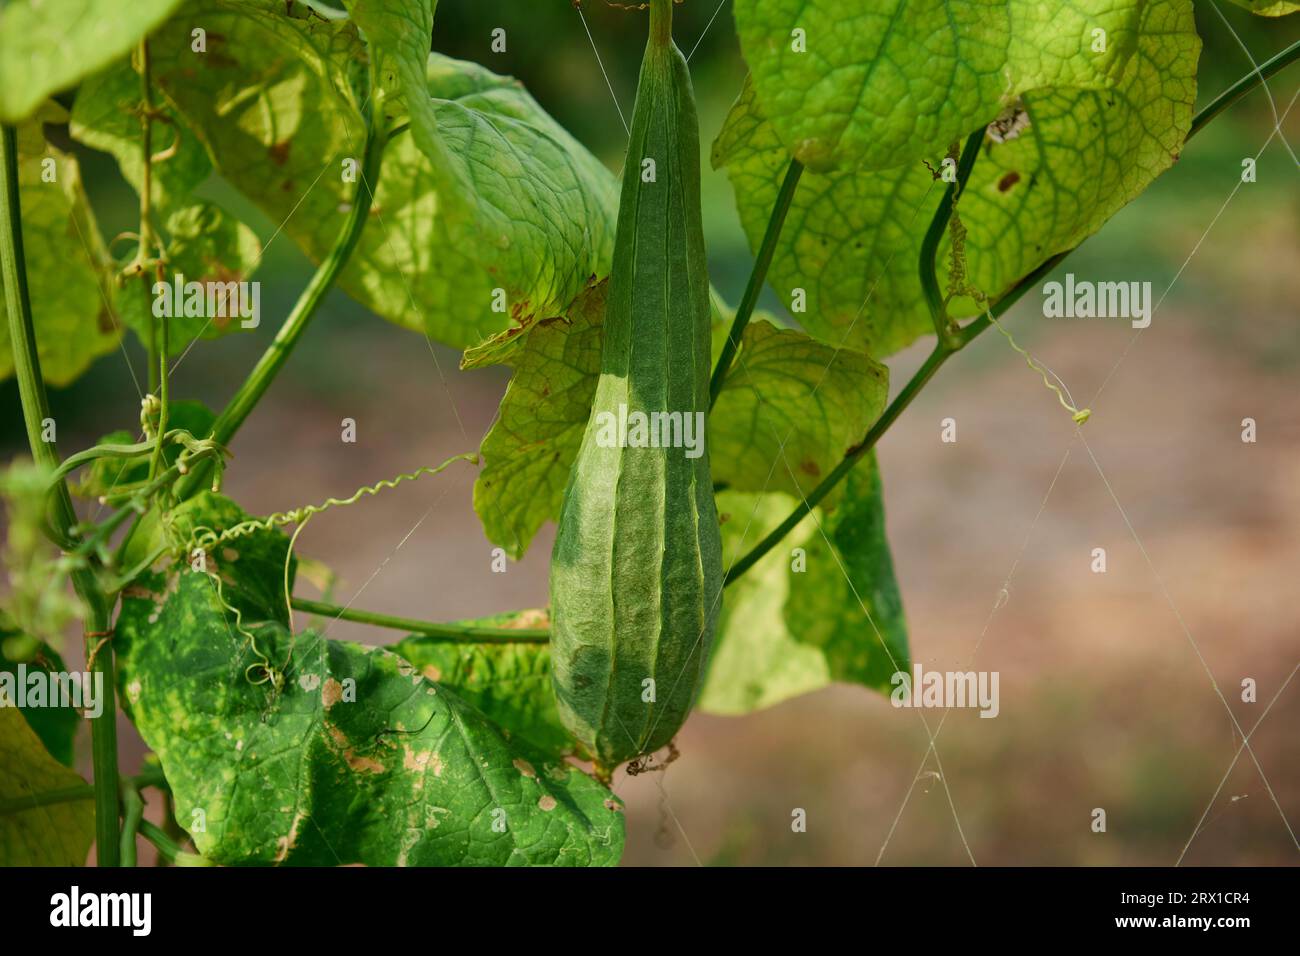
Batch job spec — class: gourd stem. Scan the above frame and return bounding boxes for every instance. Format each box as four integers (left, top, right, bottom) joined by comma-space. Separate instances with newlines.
650, 0, 672, 46
724, 49, 1300, 586
709, 159, 804, 407
177, 101, 387, 499
1, 124, 121, 866
290, 596, 550, 643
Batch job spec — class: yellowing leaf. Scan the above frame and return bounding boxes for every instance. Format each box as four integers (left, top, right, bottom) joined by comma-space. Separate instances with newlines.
702, 455, 908, 714
0, 108, 120, 386
147, 0, 616, 350
0, 708, 94, 866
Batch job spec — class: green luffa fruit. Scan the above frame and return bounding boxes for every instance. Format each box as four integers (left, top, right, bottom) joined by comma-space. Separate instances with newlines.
549, 0, 722, 771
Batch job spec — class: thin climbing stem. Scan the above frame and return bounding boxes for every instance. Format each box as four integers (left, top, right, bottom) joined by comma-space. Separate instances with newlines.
177, 99, 387, 499
919, 130, 983, 344
709, 159, 804, 406
1189, 37, 1300, 141
724, 50, 1299, 585
137, 38, 160, 394
1, 124, 121, 866
138, 820, 185, 863
147, 309, 169, 482
290, 596, 550, 643
725, 342, 950, 585
119, 785, 144, 867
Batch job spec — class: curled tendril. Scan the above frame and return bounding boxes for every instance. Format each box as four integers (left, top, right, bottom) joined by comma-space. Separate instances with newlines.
985, 309, 1091, 425
172, 453, 478, 689
184, 454, 476, 554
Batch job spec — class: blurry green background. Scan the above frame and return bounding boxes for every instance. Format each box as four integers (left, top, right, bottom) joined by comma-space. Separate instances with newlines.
2, 1, 1298, 866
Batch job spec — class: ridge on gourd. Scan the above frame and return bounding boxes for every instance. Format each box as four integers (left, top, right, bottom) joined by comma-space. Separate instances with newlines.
548, 0, 722, 774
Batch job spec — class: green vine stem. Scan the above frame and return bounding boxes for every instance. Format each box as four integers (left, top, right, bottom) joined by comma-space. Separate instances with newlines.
709, 158, 804, 406
177, 98, 387, 499
290, 596, 550, 643
919, 129, 983, 344
1, 124, 121, 866
1189, 36, 1300, 140
139, 820, 188, 863
723, 51, 1298, 586
119, 784, 144, 867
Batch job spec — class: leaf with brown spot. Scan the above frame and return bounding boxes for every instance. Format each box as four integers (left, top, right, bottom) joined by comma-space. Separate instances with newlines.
114, 496, 623, 866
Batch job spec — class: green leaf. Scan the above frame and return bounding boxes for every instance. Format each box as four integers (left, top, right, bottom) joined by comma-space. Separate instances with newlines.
148, 0, 617, 349
70, 57, 213, 218
731, 0, 1142, 171
710, 318, 888, 504
0, 708, 94, 865
1226, 0, 1299, 15
0, 106, 121, 386
0, 462, 83, 648
392, 609, 573, 761
0, 640, 80, 767
116, 496, 623, 866
700, 454, 908, 714
0, 0, 186, 123
715, 0, 1199, 356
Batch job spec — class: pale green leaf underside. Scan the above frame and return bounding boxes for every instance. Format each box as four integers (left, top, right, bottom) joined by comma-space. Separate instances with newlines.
715, 0, 1199, 357
115, 497, 623, 866
147, 0, 615, 350
0, 109, 121, 387
474, 283, 887, 560
0, 0, 185, 123
0, 708, 94, 865
731, 0, 1142, 171
701, 454, 908, 714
